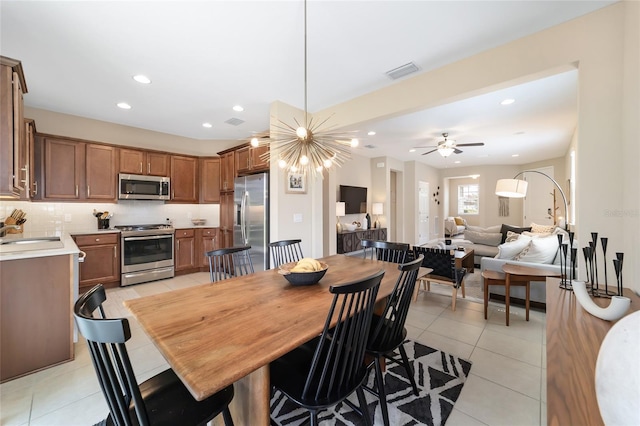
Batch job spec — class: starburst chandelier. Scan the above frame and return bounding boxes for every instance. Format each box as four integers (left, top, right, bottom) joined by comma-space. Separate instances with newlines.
258, 0, 358, 177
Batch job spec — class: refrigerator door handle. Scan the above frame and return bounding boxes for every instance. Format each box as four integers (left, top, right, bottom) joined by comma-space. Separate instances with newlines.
241, 190, 249, 245
244, 190, 250, 245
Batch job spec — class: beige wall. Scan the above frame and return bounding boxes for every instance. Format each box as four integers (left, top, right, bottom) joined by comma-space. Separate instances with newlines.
313, 2, 638, 288
24, 107, 239, 156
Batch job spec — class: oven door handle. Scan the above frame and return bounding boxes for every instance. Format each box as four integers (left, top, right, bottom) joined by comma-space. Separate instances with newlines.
124, 235, 173, 242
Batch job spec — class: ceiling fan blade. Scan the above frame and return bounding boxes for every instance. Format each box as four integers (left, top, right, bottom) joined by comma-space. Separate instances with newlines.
454, 148, 463, 154
421, 149, 438, 156
413, 145, 438, 149
456, 142, 484, 147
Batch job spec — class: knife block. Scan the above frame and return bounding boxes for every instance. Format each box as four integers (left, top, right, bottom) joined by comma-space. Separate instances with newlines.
2, 217, 23, 234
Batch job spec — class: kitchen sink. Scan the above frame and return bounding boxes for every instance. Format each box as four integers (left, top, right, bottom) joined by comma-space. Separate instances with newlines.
0, 236, 64, 253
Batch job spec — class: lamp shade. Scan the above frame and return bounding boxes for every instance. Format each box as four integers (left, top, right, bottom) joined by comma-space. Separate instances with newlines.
372, 203, 383, 215
336, 202, 346, 217
495, 179, 528, 198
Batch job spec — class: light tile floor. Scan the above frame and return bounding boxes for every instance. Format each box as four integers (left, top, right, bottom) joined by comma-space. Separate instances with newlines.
0, 274, 547, 426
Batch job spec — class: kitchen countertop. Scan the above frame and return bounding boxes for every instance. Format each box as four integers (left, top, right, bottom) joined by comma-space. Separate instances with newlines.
0, 232, 80, 261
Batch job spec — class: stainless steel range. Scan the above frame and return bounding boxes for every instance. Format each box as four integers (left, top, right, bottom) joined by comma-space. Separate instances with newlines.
115, 224, 174, 286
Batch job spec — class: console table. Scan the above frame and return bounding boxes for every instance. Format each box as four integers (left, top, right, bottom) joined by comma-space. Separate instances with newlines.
546, 278, 639, 426
337, 228, 387, 254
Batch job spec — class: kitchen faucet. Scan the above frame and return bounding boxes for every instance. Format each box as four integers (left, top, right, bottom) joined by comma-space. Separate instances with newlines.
0, 224, 21, 237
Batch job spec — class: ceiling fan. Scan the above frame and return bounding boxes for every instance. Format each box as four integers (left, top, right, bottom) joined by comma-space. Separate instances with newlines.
419, 133, 485, 157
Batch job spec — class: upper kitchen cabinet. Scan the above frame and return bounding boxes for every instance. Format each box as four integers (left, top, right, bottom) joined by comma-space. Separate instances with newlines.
0, 56, 28, 198
235, 144, 269, 176
199, 157, 221, 204
220, 151, 235, 192
170, 154, 198, 203
85, 144, 117, 200
41, 137, 83, 200
37, 136, 117, 201
119, 148, 169, 177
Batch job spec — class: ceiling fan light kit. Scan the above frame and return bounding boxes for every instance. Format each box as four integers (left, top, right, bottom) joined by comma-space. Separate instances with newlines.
420, 132, 485, 157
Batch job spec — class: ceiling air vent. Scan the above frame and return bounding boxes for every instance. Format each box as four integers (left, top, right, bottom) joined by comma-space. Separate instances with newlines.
225, 117, 245, 126
364, 144, 376, 149
385, 62, 420, 80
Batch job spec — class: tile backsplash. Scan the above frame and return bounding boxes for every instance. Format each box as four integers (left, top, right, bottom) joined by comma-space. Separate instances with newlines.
0, 200, 220, 235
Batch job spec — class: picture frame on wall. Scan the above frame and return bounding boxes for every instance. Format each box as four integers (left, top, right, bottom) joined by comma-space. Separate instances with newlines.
285, 172, 306, 194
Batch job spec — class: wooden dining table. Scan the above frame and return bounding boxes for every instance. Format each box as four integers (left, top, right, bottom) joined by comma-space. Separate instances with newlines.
124, 254, 429, 425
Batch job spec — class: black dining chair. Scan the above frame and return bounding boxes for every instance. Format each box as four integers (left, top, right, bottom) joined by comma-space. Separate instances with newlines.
269, 239, 303, 268
74, 284, 235, 426
361, 239, 409, 263
269, 270, 385, 426
412, 246, 467, 310
364, 255, 423, 426
206, 245, 254, 282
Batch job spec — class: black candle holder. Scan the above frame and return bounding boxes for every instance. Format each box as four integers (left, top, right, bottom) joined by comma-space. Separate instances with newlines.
591, 232, 600, 294
571, 247, 577, 281
600, 237, 613, 297
583, 246, 592, 289
615, 252, 624, 296
557, 234, 571, 290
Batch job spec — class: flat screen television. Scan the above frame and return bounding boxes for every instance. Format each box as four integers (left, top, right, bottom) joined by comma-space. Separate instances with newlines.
340, 185, 367, 214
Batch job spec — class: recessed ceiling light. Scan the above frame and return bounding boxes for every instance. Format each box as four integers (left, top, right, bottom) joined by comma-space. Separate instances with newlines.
454, 160, 461, 164
350, 138, 359, 147
233, 105, 244, 112
470, 174, 480, 179
117, 102, 131, 109
409, 149, 416, 153
512, 154, 520, 157
501, 98, 515, 105
202, 123, 212, 128
367, 131, 376, 136
133, 75, 151, 84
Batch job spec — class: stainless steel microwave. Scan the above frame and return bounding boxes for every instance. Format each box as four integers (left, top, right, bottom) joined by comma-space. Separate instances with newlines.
118, 174, 170, 200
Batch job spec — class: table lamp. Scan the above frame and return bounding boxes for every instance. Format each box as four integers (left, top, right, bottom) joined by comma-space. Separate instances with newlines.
336, 202, 345, 233
372, 203, 383, 228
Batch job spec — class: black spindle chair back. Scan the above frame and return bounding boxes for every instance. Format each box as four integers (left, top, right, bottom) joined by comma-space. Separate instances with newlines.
361, 239, 409, 264
269, 239, 304, 268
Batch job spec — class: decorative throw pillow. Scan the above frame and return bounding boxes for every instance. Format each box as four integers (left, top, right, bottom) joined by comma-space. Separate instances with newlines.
454, 217, 465, 226
466, 225, 502, 233
463, 229, 503, 247
505, 230, 522, 243
514, 235, 560, 264
500, 224, 532, 244
496, 236, 532, 259
530, 222, 557, 234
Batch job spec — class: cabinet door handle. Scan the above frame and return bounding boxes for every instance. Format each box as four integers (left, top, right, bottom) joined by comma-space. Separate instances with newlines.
113, 246, 117, 258
75, 185, 79, 197
148, 162, 151, 174
32, 181, 38, 196
95, 238, 100, 242
20, 167, 28, 184
87, 185, 90, 197
140, 162, 143, 174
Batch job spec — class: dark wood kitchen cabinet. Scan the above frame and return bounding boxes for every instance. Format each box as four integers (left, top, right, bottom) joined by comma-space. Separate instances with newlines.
85, 143, 117, 200
219, 192, 235, 248
119, 148, 169, 177
73, 233, 120, 292
38, 136, 117, 201
235, 144, 269, 176
170, 155, 198, 203
42, 137, 84, 200
198, 228, 220, 267
175, 228, 197, 273
220, 151, 235, 192
199, 157, 221, 203
0, 56, 28, 198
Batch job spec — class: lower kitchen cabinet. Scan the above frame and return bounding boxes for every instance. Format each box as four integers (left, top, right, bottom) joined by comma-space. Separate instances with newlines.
175, 228, 197, 273
199, 228, 220, 267
73, 232, 120, 292
1, 254, 74, 382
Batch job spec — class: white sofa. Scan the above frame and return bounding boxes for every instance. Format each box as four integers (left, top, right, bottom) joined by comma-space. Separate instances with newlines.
444, 217, 466, 237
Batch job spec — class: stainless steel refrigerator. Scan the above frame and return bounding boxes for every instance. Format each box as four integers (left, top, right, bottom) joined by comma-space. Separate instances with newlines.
234, 173, 269, 271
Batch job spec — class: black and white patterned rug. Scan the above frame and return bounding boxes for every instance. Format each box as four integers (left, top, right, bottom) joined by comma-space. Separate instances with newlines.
270, 340, 472, 426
